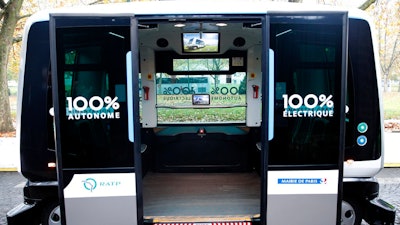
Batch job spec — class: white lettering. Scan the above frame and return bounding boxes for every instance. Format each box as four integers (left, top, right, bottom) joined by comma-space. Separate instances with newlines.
66, 96, 121, 120
282, 109, 334, 118
66, 111, 121, 121
107, 112, 114, 119
283, 111, 288, 117
282, 94, 334, 118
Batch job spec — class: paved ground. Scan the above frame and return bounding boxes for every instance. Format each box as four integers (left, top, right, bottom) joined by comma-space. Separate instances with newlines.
1, 169, 399, 225
373, 168, 400, 224
0, 172, 25, 225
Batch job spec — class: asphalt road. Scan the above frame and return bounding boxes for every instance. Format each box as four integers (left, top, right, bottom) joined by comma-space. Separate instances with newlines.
1, 169, 399, 225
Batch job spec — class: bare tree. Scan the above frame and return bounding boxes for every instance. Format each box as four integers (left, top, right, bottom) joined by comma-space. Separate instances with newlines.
0, 0, 24, 133
371, 0, 400, 92
1, 0, 110, 134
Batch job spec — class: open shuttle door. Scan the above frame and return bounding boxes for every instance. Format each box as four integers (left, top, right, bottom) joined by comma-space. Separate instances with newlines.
50, 15, 142, 225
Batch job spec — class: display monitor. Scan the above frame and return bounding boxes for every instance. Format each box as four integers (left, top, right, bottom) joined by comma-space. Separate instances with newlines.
182, 33, 219, 53
192, 94, 210, 105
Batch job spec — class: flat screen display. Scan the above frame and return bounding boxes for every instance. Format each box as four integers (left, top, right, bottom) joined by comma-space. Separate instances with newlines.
192, 94, 210, 105
182, 33, 219, 53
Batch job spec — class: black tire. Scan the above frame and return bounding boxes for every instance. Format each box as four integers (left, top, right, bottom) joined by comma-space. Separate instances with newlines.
342, 198, 363, 225
41, 201, 61, 225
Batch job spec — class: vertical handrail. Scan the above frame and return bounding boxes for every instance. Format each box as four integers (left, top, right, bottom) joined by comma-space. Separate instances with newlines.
269, 49, 274, 141
126, 51, 134, 142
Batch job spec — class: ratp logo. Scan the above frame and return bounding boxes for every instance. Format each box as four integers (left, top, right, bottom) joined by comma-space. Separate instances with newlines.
82, 178, 97, 192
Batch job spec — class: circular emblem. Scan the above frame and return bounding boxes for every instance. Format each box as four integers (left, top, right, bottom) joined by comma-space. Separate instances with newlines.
83, 178, 97, 192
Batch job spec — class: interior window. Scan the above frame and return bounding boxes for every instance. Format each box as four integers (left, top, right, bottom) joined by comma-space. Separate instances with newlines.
156, 73, 247, 124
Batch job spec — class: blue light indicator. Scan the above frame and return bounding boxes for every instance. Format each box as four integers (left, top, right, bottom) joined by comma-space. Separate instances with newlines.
357, 135, 367, 146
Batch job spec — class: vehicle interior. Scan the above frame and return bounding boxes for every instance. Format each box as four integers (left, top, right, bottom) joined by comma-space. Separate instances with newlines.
138, 18, 264, 222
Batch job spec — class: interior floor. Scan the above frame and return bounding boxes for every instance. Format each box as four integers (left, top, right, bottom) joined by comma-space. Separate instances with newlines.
143, 172, 261, 220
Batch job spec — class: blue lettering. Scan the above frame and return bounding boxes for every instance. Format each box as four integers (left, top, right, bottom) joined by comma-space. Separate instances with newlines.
99, 181, 122, 187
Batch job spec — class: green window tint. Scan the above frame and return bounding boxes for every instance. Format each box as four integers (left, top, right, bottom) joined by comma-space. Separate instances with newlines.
64, 71, 73, 98
65, 50, 76, 65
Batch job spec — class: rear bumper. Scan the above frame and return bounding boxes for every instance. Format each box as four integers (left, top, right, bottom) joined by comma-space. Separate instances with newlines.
7, 180, 58, 225
7, 202, 40, 225
343, 178, 396, 224
364, 198, 396, 225
23, 180, 58, 200
343, 178, 380, 200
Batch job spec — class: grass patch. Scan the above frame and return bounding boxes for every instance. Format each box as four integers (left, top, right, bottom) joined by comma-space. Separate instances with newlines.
158, 107, 246, 123
157, 94, 246, 123
383, 92, 400, 120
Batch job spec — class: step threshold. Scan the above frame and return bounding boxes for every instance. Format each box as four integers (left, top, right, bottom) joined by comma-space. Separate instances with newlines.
145, 214, 260, 223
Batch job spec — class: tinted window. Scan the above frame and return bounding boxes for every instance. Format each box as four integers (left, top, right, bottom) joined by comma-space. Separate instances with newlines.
270, 21, 344, 166
20, 22, 57, 180
345, 19, 381, 161
55, 26, 133, 168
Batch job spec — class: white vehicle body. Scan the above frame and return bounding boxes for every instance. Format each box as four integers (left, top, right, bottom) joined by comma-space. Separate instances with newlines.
7, 2, 395, 225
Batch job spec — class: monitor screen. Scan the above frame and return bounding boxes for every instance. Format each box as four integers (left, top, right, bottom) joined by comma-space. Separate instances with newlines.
182, 33, 219, 53
192, 94, 210, 105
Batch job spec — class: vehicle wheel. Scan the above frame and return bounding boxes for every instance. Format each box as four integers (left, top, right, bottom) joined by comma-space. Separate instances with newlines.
342, 199, 362, 225
41, 202, 61, 225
